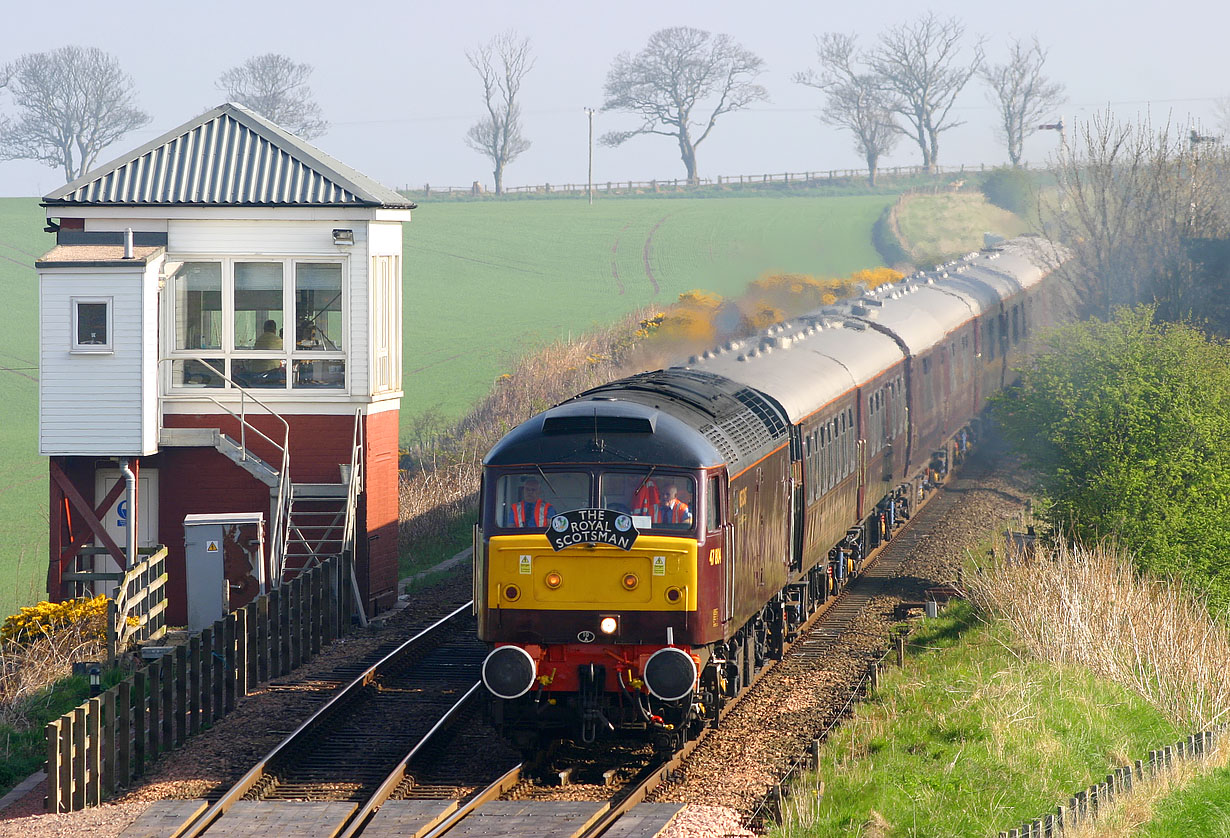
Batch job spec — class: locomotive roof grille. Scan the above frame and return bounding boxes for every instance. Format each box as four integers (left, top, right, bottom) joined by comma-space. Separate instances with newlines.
734, 388, 788, 437
542, 414, 655, 435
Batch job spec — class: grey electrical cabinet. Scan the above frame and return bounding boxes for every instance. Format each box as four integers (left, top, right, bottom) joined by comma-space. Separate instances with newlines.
183, 512, 266, 631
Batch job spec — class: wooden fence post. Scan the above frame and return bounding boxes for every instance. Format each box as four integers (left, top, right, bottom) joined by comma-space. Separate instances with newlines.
289, 577, 302, 670
245, 602, 259, 690
147, 658, 162, 761
212, 620, 225, 721
117, 680, 131, 787
161, 654, 174, 750
198, 628, 212, 728
236, 607, 249, 698
896, 633, 905, 667
58, 714, 72, 810
175, 645, 188, 747
72, 706, 86, 810
224, 613, 237, 713
45, 720, 61, 813
86, 697, 101, 806
132, 670, 146, 778
189, 635, 202, 734
268, 588, 282, 678
257, 595, 270, 684
102, 687, 116, 796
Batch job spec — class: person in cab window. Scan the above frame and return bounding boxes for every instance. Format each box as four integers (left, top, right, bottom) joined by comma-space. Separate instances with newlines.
632, 478, 660, 518
656, 483, 693, 526
509, 478, 555, 527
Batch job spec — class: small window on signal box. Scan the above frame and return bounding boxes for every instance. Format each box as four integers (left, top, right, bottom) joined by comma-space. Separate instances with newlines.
71, 297, 112, 352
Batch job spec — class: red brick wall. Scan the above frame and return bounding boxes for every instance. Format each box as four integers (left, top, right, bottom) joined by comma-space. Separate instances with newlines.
86, 410, 405, 622
363, 409, 400, 612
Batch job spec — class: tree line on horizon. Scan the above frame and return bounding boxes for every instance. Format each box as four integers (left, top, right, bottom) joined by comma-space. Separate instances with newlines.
0, 16, 1066, 192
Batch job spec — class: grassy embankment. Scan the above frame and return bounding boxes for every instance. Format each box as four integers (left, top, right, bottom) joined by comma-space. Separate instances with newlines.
770, 600, 1179, 837
888, 191, 1029, 268
772, 537, 1230, 838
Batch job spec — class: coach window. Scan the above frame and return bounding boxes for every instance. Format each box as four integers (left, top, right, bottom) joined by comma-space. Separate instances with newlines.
1012, 306, 1020, 344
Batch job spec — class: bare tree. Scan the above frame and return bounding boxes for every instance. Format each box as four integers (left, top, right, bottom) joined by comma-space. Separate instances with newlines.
601, 27, 767, 183
217, 54, 327, 139
0, 46, 150, 183
1044, 110, 1230, 322
465, 31, 534, 196
867, 13, 983, 172
796, 34, 900, 186
981, 38, 1065, 166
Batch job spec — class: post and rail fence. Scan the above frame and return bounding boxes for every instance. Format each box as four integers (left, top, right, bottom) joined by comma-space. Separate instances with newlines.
44, 553, 356, 813
404, 163, 1017, 199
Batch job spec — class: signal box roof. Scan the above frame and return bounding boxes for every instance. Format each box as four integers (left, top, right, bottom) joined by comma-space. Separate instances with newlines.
43, 102, 413, 209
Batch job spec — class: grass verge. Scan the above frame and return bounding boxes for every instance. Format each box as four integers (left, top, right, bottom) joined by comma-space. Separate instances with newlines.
772, 599, 1180, 837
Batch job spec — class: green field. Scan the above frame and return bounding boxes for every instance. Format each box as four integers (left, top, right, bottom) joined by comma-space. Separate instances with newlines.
0, 193, 891, 615
402, 195, 892, 423
0, 198, 49, 616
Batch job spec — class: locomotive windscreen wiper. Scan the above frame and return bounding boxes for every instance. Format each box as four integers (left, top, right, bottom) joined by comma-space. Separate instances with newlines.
535, 465, 557, 493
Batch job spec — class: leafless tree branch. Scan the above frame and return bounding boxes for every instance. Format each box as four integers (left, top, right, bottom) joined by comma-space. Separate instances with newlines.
465, 31, 534, 195
0, 46, 150, 183
600, 26, 768, 183
217, 53, 328, 139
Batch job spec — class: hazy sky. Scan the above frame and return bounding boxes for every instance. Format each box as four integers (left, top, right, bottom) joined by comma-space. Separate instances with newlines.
2, 0, 1227, 198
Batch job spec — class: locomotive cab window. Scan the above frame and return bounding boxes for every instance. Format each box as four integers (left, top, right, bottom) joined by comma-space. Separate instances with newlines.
600, 472, 696, 532
496, 472, 589, 528
706, 476, 721, 532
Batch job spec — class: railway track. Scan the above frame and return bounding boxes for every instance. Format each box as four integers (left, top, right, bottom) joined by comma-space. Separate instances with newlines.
400, 472, 964, 838
153, 462, 975, 837
174, 602, 489, 837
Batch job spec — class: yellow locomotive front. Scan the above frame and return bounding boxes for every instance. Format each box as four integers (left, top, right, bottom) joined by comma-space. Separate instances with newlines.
475, 399, 729, 747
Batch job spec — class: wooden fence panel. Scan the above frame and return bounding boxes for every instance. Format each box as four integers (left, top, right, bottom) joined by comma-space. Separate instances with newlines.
45, 554, 351, 811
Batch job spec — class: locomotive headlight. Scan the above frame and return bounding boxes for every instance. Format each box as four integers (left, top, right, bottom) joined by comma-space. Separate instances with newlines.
665, 586, 683, 604
544, 571, 563, 590
503, 584, 520, 602
599, 616, 619, 635
622, 573, 639, 590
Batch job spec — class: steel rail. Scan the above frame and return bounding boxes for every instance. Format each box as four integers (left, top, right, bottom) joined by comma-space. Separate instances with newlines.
336, 680, 483, 838
176, 600, 474, 838
417, 764, 526, 838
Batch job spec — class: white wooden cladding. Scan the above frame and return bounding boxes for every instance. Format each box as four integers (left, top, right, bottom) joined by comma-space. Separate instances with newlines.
40, 264, 159, 456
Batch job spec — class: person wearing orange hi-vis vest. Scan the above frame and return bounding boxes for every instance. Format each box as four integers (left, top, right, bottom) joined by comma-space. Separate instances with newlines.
509, 478, 555, 527
655, 483, 693, 526
631, 478, 660, 518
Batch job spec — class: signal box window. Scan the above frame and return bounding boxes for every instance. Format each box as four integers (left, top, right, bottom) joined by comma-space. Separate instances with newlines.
600, 472, 696, 532
71, 297, 112, 352
497, 472, 589, 528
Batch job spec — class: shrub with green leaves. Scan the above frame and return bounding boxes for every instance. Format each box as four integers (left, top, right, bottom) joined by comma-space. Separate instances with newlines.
993, 307, 1230, 609
979, 166, 1032, 214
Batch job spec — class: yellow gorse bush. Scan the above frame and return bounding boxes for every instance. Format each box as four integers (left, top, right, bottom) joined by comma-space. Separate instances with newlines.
2, 595, 110, 643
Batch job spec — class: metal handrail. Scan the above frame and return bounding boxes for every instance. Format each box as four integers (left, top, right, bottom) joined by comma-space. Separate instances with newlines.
341, 409, 364, 558
158, 358, 292, 587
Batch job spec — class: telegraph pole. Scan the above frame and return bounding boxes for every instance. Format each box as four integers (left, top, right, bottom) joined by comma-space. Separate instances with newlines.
584, 107, 595, 206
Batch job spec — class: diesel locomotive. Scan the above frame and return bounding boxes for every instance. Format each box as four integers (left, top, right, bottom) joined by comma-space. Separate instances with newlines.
474, 237, 1066, 750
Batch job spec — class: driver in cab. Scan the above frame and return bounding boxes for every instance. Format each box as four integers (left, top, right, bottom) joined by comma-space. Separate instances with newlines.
509, 478, 556, 527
